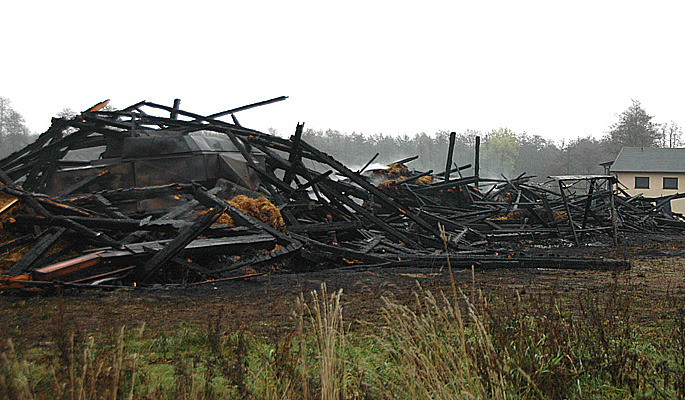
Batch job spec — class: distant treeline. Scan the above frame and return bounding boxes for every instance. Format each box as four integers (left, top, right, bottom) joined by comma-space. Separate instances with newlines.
301, 100, 683, 180
302, 128, 608, 180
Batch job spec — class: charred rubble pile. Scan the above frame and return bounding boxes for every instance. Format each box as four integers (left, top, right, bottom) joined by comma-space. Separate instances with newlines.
0, 97, 681, 291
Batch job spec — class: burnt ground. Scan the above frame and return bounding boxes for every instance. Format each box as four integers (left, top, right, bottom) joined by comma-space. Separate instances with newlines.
1, 232, 684, 347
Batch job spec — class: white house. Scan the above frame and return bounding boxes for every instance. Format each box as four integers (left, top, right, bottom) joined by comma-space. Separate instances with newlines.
609, 147, 685, 214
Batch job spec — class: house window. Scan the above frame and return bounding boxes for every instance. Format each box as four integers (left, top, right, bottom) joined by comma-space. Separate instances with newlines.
635, 176, 650, 189
663, 177, 678, 190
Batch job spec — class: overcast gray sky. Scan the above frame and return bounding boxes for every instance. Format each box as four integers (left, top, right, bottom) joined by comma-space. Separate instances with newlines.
2, 1, 683, 142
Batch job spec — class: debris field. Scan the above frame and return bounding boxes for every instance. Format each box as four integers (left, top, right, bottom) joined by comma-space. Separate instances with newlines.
1, 97, 683, 291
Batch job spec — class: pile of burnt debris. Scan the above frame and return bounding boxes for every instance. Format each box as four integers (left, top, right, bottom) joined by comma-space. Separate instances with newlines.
0, 97, 682, 291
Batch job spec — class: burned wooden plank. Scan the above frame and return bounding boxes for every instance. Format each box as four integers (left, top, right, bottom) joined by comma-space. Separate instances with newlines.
14, 214, 181, 233
58, 169, 111, 197
286, 170, 332, 197
31, 250, 106, 282
412, 176, 479, 193
92, 194, 129, 219
290, 233, 388, 264
8, 227, 67, 276
136, 206, 225, 282
212, 241, 302, 276
287, 220, 364, 234
53, 216, 125, 249
0, 234, 34, 255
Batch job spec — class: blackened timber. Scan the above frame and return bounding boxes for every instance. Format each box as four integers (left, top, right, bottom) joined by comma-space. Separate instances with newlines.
171, 99, 181, 120
357, 153, 379, 174
0, 166, 15, 186
212, 241, 302, 276
390, 155, 419, 165
413, 176, 479, 193
287, 170, 332, 197
207, 96, 288, 119
557, 180, 580, 245
474, 136, 480, 179
52, 216, 125, 249
58, 170, 110, 198
444, 132, 456, 181
318, 182, 422, 248
0, 118, 70, 170
283, 123, 304, 186
248, 163, 295, 193
95, 184, 195, 202
92, 194, 129, 219
14, 214, 181, 233
121, 199, 199, 245
0, 234, 34, 255
36, 195, 99, 218
299, 142, 447, 246
360, 235, 383, 253
0, 186, 53, 218
288, 220, 364, 234
434, 164, 472, 178
137, 207, 225, 282
290, 233, 388, 264
580, 182, 595, 239
8, 227, 67, 276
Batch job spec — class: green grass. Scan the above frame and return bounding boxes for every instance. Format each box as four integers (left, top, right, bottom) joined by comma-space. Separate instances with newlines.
1, 280, 684, 400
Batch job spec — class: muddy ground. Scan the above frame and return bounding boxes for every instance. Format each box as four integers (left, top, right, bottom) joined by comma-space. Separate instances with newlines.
1, 233, 684, 347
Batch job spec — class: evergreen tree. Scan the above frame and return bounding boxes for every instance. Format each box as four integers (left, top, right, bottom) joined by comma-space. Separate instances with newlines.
604, 99, 659, 155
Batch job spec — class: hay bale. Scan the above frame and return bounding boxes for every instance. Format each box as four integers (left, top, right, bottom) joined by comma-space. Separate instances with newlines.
417, 175, 433, 185
228, 195, 286, 232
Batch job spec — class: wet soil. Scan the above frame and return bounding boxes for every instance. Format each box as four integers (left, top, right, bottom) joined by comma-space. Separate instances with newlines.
1, 233, 684, 347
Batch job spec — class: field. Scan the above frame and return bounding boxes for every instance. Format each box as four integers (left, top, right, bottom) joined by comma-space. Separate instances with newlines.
1, 234, 684, 399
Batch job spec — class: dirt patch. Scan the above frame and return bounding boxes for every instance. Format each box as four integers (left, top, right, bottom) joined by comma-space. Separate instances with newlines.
2, 233, 684, 350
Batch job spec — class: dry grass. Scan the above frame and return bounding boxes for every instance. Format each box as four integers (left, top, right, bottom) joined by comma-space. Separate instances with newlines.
1, 262, 684, 399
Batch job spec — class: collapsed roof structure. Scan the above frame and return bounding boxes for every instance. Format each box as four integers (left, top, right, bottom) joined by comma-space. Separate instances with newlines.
1, 97, 682, 291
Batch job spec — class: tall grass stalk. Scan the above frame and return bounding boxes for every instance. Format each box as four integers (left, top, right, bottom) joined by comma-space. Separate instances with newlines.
298, 283, 344, 400
376, 224, 506, 399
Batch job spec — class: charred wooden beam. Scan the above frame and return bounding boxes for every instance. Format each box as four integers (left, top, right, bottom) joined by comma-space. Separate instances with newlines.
413, 176, 479, 193
14, 214, 182, 233
357, 152, 379, 174
58, 170, 111, 198
318, 182, 422, 248
444, 131, 456, 181
8, 227, 67, 276
283, 122, 304, 187
137, 206, 225, 282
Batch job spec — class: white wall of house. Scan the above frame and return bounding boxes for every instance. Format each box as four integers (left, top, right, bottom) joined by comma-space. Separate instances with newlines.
613, 171, 685, 214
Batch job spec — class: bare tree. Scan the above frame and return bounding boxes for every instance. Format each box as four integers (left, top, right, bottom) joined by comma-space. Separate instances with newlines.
659, 121, 683, 148
0, 96, 33, 158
